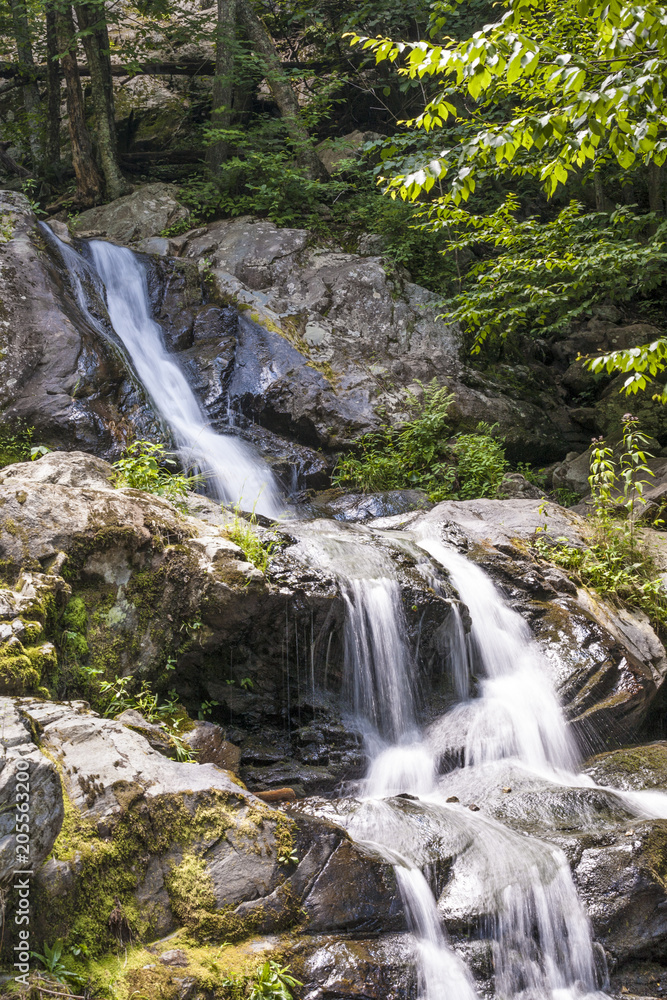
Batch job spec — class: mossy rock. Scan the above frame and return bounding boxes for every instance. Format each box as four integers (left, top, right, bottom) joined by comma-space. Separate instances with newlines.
583, 742, 667, 791
0, 644, 40, 693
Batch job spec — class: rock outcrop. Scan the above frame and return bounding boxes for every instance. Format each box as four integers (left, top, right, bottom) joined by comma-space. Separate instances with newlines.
0, 696, 403, 957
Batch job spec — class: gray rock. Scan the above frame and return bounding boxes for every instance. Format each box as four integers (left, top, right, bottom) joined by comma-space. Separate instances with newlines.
180, 217, 578, 463
182, 722, 241, 772
0, 195, 160, 459
72, 183, 189, 243
302, 839, 404, 933
160, 948, 189, 967
573, 820, 667, 961
289, 933, 418, 1000
315, 130, 385, 175
0, 698, 64, 881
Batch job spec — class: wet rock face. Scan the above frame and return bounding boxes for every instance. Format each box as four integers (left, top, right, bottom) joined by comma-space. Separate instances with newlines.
573, 819, 667, 962
0, 193, 159, 460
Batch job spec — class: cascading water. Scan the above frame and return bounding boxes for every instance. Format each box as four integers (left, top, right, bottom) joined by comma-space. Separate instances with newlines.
42, 225, 282, 516
39, 223, 667, 1000
293, 520, 620, 1000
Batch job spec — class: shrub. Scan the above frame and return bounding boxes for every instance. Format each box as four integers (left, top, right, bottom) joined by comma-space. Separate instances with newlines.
333, 383, 508, 502
112, 439, 203, 511
534, 415, 667, 630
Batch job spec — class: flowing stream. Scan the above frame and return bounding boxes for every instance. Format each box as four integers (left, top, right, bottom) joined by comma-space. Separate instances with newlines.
44, 226, 667, 999
42, 226, 282, 516
292, 520, 667, 1000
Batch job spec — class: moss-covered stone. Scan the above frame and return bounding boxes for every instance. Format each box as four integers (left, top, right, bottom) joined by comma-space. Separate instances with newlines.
583, 742, 667, 791
0, 643, 40, 693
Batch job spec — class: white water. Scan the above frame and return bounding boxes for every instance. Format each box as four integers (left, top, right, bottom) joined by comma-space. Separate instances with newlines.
87, 241, 282, 516
43, 224, 282, 516
295, 521, 629, 1000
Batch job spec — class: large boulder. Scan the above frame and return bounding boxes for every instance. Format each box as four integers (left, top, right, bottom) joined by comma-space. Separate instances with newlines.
71, 182, 190, 243
176, 217, 586, 463
0, 696, 403, 957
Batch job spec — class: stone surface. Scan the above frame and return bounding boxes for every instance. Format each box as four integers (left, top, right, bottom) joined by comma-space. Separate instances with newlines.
0, 192, 159, 459
7, 696, 401, 952
72, 183, 190, 243
0, 698, 64, 881
178, 216, 586, 463
182, 721, 242, 772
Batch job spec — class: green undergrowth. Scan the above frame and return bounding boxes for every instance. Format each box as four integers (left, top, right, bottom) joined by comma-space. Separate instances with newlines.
29, 933, 299, 1000
0, 423, 50, 468
225, 505, 277, 574
333, 379, 508, 501
112, 439, 203, 512
534, 414, 667, 632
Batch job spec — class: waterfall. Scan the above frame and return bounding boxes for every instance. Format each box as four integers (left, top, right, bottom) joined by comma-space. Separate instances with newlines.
295, 520, 614, 1000
419, 537, 580, 774
42, 225, 282, 517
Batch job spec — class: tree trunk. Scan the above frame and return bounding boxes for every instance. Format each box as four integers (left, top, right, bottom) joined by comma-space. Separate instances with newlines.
74, 2, 128, 199
593, 173, 611, 212
236, 0, 328, 181
206, 0, 236, 171
647, 160, 664, 216
8, 0, 42, 168
45, 3, 61, 166
55, 4, 104, 206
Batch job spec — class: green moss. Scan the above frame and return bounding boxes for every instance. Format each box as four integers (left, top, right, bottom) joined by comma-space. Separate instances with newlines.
165, 853, 217, 924
0, 644, 40, 693
80, 933, 285, 1000
61, 595, 88, 634
644, 821, 667, 886
46, 781, 247, 956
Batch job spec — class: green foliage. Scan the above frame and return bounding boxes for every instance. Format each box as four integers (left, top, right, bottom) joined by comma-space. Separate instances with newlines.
347, 0, 667, 366
587, 338, 667, 403
434, 199, 667, 352
553, 487, 582, 508
112, 439, 203, 511
535, 415, 667, 629
249, 961, 302, 1000
225, 505, 276, 574
516, 462, 547, 488
32, 940, 84, 986
351, 0, 667, 204
333, 381, 508, 501
333, 380, 456, 498
453, 423, 509, 499
0, 424, 36, 468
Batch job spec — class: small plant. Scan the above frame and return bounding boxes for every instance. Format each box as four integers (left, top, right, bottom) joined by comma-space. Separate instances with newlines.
250, 961, 302, 1000
0, 423, 43, 468
32, 940, 84, 985
30, 444, 52, 460
112, 439, 203, 511
553, 487, 582, 508
198, 698, 220, 720
226, 504, 276, 573
534, 415, 667, 630
516, 462, 547, 488
277, 848, 299, 866
0, 214, 14, 243
98, 677, 196, 760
